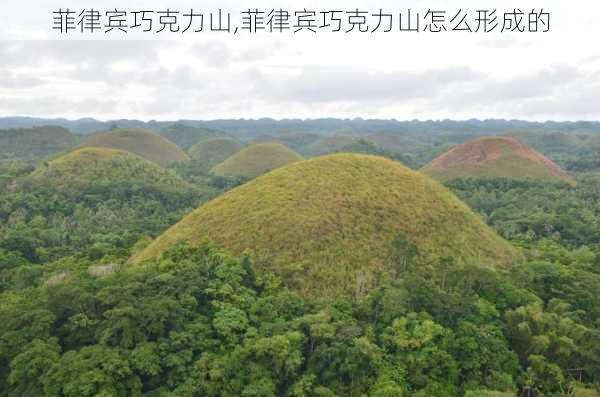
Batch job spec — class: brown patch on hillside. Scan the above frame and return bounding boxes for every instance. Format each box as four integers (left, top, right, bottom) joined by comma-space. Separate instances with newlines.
426, 137, 575, 184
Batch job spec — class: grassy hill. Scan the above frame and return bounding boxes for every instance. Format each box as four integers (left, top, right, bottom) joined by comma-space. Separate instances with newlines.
160, 123, 227, 150
188, 137, 244, 167
81, 128, 189, 167
301, 135, 358, 156
0, 126, 77, 163
211, 143, 303, 179
29, 147, 192, 197
5, 147, 202, 262
134, 153, 519, 298
251, 131, 320, 152
422, 137, 575, 186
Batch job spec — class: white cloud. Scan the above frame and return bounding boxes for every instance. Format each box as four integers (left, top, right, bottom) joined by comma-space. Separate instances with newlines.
0, 0, 599, 120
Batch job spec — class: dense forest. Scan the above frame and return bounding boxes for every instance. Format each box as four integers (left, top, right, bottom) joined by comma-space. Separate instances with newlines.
0, 119, 599, 396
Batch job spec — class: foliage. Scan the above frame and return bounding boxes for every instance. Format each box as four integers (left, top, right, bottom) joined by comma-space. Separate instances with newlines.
446, 175, 600, 249
0, 148, 210, 265
0, 159, 34, 190
2, 242, 599, 396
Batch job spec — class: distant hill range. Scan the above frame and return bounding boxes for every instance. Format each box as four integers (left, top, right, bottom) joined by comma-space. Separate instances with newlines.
2, 118, 599, 170
2, 117, 600, 138
0, 126, 77, 163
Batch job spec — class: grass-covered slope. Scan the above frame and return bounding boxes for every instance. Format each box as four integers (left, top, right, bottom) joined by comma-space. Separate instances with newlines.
81, 128, 189, 167
422, 137, 575, 185
29, 147, 191, 197
188, 137, 244, 166
160, 123, 227, 150
301, 135, 358, 156
251, 131, 320, 153
134, 154, 519, 297
211, 143, 303, 179
0, 126, 77, 163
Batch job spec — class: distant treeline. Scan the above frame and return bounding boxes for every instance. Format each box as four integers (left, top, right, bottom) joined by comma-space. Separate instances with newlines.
2, 117, 600, 138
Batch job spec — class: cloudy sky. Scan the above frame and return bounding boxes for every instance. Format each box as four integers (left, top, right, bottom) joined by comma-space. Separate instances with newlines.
1, 0, 599, 121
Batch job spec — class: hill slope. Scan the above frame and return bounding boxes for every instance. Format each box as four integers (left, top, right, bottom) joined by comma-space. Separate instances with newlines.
134, 154, 519, 298
421, 137, 575, 185
301, 135, 358, 156
250, 131, 320, 153
188, 137, 244, 166
0, 126, 77, 162
211, 143, 303, 178
365, 132, 426, 153
29, 147, 192, 197
81, 128, 189, 167
160, 123, 227, 150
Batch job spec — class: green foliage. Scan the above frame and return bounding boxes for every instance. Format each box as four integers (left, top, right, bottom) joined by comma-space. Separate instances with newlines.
2, 239, 600, 396
0, 148, 214, 265
0, 159, 34, 190
447, 174, 600, 248
169, 158, 249, 190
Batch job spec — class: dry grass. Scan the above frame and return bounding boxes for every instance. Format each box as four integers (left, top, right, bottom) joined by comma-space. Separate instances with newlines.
81, 128, 190, 167
421, 137, 575, 186
30, 147, 191, 194
133, 153, 519, 298
302, 135, 358, 156
188, 137, 244, 166
211, 143, 303, 178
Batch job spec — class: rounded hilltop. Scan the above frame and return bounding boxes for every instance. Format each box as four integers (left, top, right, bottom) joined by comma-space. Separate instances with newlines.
133, 153, 519, 298
188, 137, 244, 166
29, 147, 191, 196
421, 136, 575, 186
81, 128, 189, 167
211, 143, 303, 179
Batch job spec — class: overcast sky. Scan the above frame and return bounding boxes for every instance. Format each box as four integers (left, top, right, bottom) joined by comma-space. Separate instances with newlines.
0, 0, 599, 121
